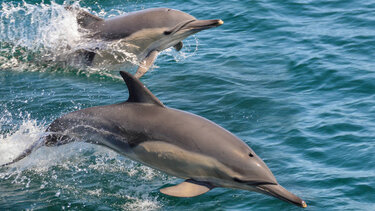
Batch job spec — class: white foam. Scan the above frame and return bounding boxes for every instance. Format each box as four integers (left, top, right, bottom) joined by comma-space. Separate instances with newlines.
0, 2, 80, 55
122, 195, 161, 211
0, 114, 45, 165
0, 1, 96, 71
159, 35, 199, 63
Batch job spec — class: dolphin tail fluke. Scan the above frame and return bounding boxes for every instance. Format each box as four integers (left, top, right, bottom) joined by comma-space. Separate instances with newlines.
160, 179, 214, 197
0, 138, 45, 168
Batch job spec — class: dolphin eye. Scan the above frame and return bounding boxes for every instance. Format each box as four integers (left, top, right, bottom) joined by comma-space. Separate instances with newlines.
249, 153, 254, 157
164, 30, 172, 35
233, 177, 244, 183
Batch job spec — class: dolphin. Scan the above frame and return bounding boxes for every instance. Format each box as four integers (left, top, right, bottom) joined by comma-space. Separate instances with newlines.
1, 71, 306, 208
68, 7, 223, 78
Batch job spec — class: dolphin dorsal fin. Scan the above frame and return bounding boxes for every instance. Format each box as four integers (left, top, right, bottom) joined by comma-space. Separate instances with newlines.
77, 10, 104, 28
66, 6, 104, 28
119, 71, 164, 107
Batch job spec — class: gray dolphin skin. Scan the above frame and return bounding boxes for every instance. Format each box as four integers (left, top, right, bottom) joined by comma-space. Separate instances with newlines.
70, 7, 223, 78
1, 71, 307, 208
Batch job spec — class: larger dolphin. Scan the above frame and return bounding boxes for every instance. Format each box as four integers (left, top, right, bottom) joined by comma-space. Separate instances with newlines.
1, 71, 306, 208
69, 7, 223, 77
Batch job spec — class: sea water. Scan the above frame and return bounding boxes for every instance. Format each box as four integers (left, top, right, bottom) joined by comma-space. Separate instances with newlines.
0, 0, 374, 210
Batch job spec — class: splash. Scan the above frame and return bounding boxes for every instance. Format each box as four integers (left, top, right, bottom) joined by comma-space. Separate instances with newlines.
160, 35, 199, 62
0, 1, 199, 77
122, 195, 161, 211
0, 1, 137, 74
0, 1, 80, 70
0, 107, 165, 209
0, 110, 45, 166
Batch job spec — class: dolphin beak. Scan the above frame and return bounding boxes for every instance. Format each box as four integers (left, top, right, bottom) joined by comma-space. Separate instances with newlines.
185, 19, 224, 31
257, 184, 307, 208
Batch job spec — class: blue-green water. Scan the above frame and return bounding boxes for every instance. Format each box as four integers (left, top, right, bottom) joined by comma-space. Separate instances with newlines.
1, 0, 374, 210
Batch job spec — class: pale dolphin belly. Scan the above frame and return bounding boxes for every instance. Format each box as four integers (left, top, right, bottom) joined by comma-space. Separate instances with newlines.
128, 141, 239, 183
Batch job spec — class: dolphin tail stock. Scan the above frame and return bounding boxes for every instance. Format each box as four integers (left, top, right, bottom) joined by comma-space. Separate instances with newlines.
0, 137, 46, 168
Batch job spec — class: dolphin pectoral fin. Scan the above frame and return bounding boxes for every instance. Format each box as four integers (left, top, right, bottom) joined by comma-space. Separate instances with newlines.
160, 179, 214, 197
174, 41, 183, 51
134, 51, 159, 78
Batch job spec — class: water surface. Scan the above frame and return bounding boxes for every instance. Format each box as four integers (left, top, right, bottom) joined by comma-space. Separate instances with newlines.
0, 0, 374, 210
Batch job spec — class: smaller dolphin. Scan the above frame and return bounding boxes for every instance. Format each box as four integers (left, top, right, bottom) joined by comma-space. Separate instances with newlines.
68, 7, 223, 77
1, 71, 306, 208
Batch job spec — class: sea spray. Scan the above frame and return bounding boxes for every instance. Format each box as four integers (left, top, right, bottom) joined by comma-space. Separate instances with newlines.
0, 1, 198, 76
0, 107, 163, 210
0, 1, 81, 68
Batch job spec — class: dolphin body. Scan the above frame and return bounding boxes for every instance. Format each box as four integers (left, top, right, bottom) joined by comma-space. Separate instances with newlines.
1, 71, 306, 208
70, 7, 223, 78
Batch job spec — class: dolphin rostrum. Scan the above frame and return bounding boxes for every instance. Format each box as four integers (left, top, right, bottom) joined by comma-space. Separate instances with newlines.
1, 71, 306, 208
69, 7, 223, 78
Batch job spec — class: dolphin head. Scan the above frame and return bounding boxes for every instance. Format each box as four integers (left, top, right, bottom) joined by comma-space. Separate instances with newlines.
125, 8, 223, 35
158, 8, 223, 50
224, 153, 307, 208
107, 8, 223, 51
202, 136, 307, 208
161, 8, 223, 36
